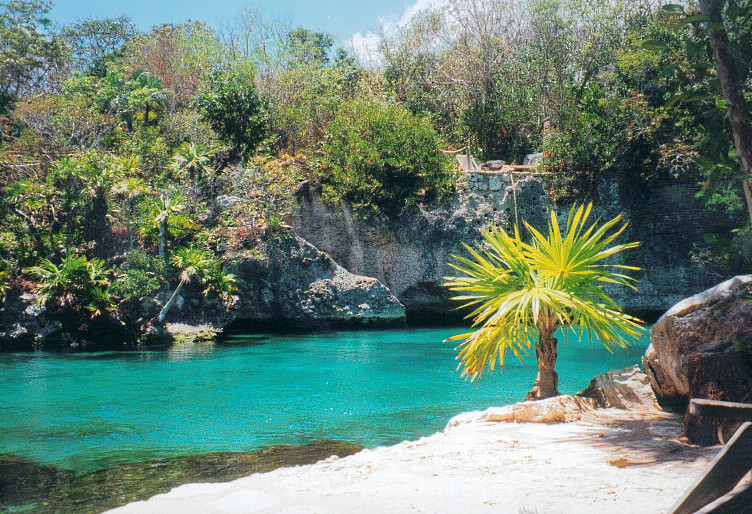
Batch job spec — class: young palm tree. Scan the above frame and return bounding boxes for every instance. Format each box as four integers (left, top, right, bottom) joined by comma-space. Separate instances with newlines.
154, 192, 195, 263
445, 203, 643, 400
171, 142, 213, 184
111, 175, 148, 253
157, 247, 210, 323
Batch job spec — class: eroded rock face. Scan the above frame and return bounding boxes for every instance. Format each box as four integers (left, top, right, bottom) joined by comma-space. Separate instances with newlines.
224, 234, 406, 330
643, 275, 752, 410
294, 178, 551, 320
446, 395, 597, 427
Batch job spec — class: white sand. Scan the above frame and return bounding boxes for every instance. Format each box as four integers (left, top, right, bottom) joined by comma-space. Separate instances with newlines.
108, 407, 715, 514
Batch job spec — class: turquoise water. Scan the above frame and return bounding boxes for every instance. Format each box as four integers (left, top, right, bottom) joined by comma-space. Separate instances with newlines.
0, 328, 649, 475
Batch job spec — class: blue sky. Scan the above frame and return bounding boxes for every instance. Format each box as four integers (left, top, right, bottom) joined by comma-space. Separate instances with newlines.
50, 0, 420, 43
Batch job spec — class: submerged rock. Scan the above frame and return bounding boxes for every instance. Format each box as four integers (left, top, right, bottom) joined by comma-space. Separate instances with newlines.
0, 453, 73, 508
5, 441, 362, 513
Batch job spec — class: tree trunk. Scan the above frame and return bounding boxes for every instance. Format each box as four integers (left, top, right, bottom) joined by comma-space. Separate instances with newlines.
159, 221, 165, 263
158, 277, 186, 323
127, 199, 133, 253
526, 316, 560, 400
698, 0, 752, 226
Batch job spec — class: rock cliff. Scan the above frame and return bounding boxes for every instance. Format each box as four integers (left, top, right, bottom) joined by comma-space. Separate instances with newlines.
294, 177, 551, 322
294, 173, 738, 320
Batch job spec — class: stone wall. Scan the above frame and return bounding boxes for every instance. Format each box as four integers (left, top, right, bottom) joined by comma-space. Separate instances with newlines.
462, 171, 547, 193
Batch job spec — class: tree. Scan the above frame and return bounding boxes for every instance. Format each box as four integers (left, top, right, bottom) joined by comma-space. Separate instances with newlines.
318, 97, 457, 217
157, 246, 209, 322
695, 0, 752, 226
444, 203, 643, 400
171, 141, 213, 185
127, 22, 221, 110
284, 27, 333, 66
111, 166, 147, 253
61, 16, 138, 76
0, 0, 66, 100
195, 68, 269, 159
153, 191, 194, 263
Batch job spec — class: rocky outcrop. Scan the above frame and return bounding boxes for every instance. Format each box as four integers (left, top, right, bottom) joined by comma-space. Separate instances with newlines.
174, 234, 406, 332
642, 276, 752, 412
294, 178, 551, 321
446, 395, 597, 426
577, 365, 659, 411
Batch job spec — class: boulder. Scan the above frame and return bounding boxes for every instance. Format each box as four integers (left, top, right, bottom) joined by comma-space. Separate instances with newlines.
577, 365, 659, 411
643, 275, 752, 411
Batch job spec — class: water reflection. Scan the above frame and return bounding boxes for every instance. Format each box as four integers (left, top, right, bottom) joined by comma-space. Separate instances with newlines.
166, 341, 217, 361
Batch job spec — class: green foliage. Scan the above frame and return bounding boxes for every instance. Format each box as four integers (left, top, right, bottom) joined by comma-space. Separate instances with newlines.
195, 68, 269, 159
445, 203, 643, 387
0, 0, 66, 98
108, 250, 163, 300
61, 16, 138, 76
284, 27, 333, 67
317, 98, 457, 217
171, 141, 215, 185
28, 252, 114, 313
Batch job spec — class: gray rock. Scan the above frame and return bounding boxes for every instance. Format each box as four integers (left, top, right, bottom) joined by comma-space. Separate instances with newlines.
577, 365, 659, 410
215, 195, 242, 211
294, 179, 551, 320
644, 275, 752, 409
222, 235, 406, 330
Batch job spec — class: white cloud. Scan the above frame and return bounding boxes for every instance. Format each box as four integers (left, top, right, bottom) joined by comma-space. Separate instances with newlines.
347, 0, 449, 68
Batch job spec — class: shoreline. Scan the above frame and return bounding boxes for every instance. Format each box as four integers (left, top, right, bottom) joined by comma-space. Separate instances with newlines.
108, 403, 715, 513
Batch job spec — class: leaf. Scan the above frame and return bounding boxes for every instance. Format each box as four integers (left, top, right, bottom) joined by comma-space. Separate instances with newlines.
662, 4, 685, 13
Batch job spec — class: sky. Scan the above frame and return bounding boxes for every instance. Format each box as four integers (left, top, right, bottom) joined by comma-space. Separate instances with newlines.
49, 0, 445, 49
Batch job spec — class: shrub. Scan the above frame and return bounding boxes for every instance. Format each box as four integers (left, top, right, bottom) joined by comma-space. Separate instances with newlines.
109, 251, 164, 301
317, 98, 457, 217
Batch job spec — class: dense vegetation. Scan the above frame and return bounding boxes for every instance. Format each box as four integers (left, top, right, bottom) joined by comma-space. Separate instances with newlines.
0, 0, 750, 337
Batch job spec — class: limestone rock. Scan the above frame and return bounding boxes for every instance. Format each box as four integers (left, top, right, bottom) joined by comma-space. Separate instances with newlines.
577, 365, 659, 411
446, 395, 596, 427
644, 275, 752, 409
225, 234, 406, 330
294, 178, 550, 321
215, 195, 242, 211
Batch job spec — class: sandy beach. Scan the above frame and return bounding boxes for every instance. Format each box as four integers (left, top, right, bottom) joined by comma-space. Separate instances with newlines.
108, 403, 715, 514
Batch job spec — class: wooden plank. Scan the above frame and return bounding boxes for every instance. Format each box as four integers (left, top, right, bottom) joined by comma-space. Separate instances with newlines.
689, 399, 752, 422
696, 477, 752, 513
671, 421, 752, 514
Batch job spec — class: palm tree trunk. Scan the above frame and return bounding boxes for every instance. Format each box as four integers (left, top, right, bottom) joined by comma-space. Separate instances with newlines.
127, 199, 133, 253
526, 315, 560, 400
159, 221, 165, 263
158, 278, 186, 323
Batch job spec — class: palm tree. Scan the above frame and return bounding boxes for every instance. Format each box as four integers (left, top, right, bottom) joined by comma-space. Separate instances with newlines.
111, 175, 148, 253
444, 203, 643, 400
154, 192, 193, 263
157, 247, 210, 323
171, 142, 213, 185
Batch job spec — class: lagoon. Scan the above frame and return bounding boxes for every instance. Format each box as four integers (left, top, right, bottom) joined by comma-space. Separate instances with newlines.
0, 327, 649, 475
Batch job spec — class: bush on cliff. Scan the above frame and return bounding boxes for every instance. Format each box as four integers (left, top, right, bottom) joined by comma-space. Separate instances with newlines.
316, 98, 457, 218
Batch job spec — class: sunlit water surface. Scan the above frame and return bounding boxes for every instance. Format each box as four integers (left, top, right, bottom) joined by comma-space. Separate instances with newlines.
0, 327, 649, 474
